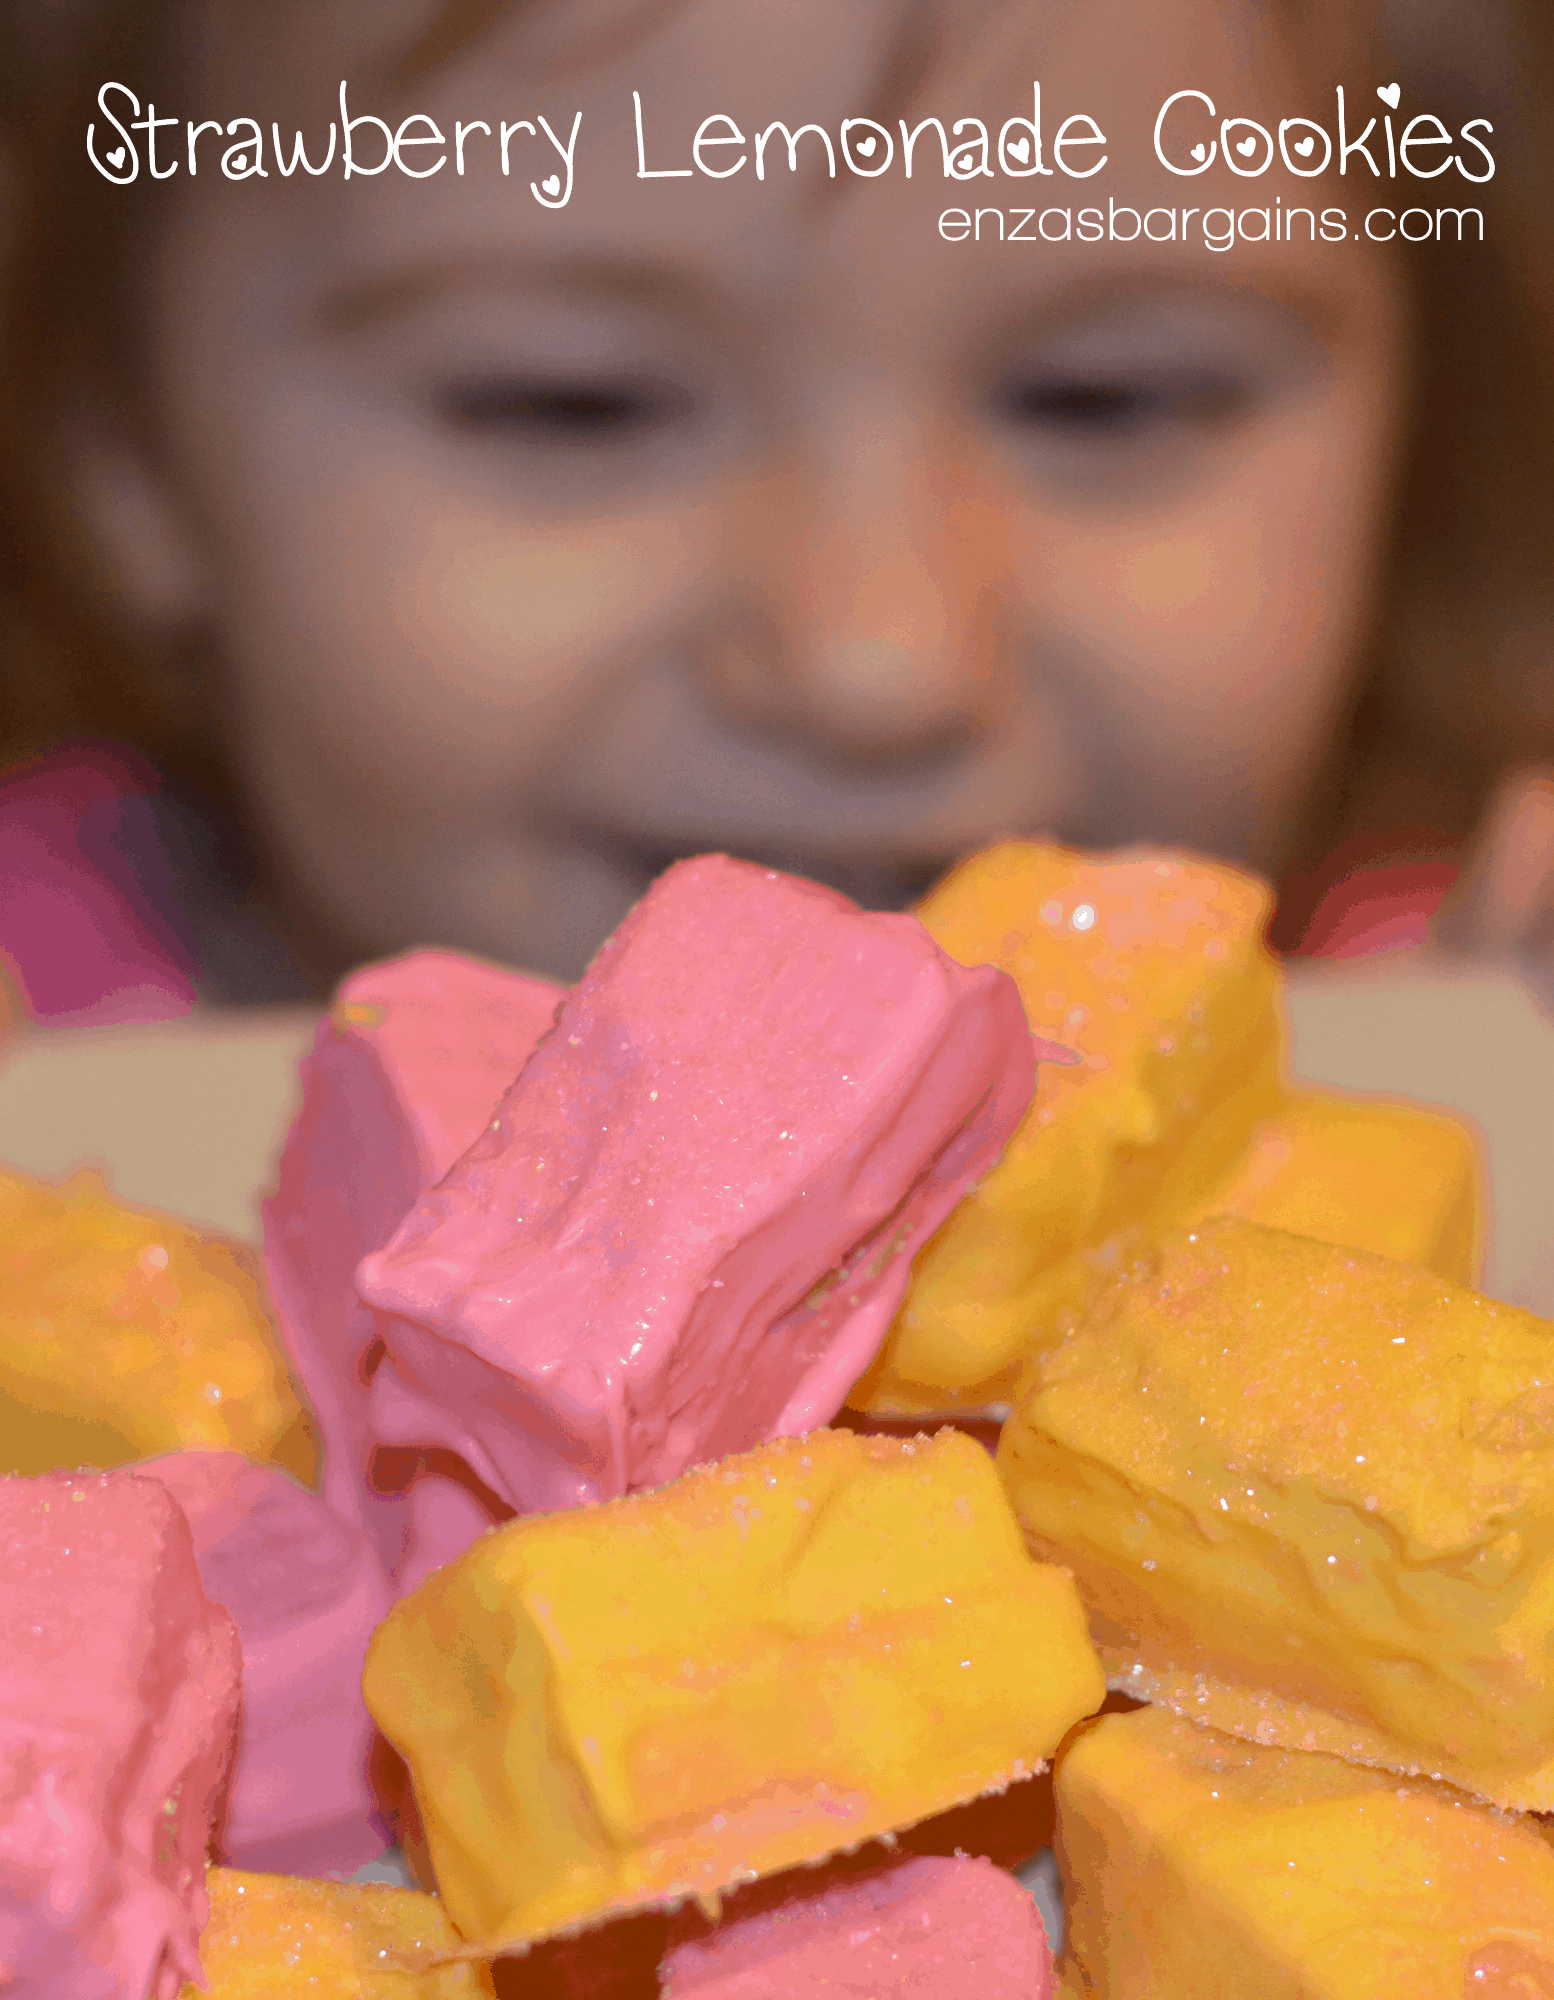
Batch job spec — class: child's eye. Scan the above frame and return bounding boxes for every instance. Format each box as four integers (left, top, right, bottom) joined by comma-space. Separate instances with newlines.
987, 292, 1324, 477
442, 379, 690, 439
1000, 371, 1246, 440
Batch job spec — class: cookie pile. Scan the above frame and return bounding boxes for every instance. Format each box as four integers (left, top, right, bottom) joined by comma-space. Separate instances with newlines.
1, 839, 1519, 1997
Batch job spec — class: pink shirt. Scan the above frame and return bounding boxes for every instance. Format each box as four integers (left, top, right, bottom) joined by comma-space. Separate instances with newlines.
1292, 857, 1459, 960
0, 744, 196, 1025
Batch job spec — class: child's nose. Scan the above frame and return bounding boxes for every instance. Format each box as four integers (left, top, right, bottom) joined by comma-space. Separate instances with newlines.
715, 420, 1014, 764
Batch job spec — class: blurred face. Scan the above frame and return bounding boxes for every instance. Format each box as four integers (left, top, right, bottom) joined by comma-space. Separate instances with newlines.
108, 0, 1404, 978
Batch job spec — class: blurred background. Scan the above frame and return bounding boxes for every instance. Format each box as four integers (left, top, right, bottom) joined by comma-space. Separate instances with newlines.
2, 0, 1552, 1028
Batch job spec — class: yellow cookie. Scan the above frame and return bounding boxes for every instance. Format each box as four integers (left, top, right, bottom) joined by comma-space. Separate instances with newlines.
365, 1428, 1104, 1955
1057, 1706, 1554, 1998
184, 1869, 493, 1996
1000, 1218, 1554, 1810
0, 1166, 315, 1482
1197, 1087, 1480, 1285
853, 841, 1284, 1412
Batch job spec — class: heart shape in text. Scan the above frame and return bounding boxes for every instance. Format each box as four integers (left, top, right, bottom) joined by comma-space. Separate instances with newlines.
1236, 135, 1257, 157
107, 146, 126, 169
1007, 136, 1031, 165
541, 174, 561, 196
854, 135, 877, 157
1377, 82, 1400, 109
1191, 142, 1206, 162
1294, 135, 1315, 157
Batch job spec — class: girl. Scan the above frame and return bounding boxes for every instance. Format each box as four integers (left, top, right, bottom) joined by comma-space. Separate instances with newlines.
1, 0, 1552, 1011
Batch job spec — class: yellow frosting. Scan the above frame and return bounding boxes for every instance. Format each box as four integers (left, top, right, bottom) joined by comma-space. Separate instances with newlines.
183, 1869, 493, 1996
1057, 1707, 1554, 1998
852, 842, 1285, 1413
999, 1218, 1554, 1810
364, 1427, 1104, 1954
1196, 1087, 1481, 1285
0, 1166, 315, 1483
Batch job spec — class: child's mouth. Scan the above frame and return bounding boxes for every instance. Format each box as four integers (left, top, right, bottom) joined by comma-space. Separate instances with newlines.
578, 828, 956, 913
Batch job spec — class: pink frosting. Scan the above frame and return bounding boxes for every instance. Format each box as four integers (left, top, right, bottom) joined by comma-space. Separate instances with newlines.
263, 949, 564, 1580
0, 1470, 240, 2000
356, 856, 1038, 1533
661, 1855, 1055, 2000
139, 1452, 393, 1878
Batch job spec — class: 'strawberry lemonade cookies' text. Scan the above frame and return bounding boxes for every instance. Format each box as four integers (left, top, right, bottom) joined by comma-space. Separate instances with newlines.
87, 78, 1496, 237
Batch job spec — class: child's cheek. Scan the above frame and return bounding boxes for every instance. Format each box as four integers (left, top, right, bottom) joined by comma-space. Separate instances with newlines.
228, 472, 723, 800
1109, 534, 1234, 634
386, 497, 715, 715
1044, 405, 1386, 740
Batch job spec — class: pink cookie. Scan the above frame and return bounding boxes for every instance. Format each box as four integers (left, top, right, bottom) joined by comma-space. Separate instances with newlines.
0, 1469, 241, 2000
358, 856, 1044, 1528
140, 1451, 393, 1878
264, 949, 563, 1577
661, 1855, 1055, 2000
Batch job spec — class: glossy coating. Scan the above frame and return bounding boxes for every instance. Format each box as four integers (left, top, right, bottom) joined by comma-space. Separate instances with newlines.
1057, 1706, 1554, 1998
358, 857, 1041, 1518
363, 1428, 1104, 1954
142, 1452, 392, 1878
855, 840, 1283, 1413
1000, 1218, 1554, 1809
0, 1165, 313, 1484
262, 948, 564, 1578
0, 1470, 241, 2000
